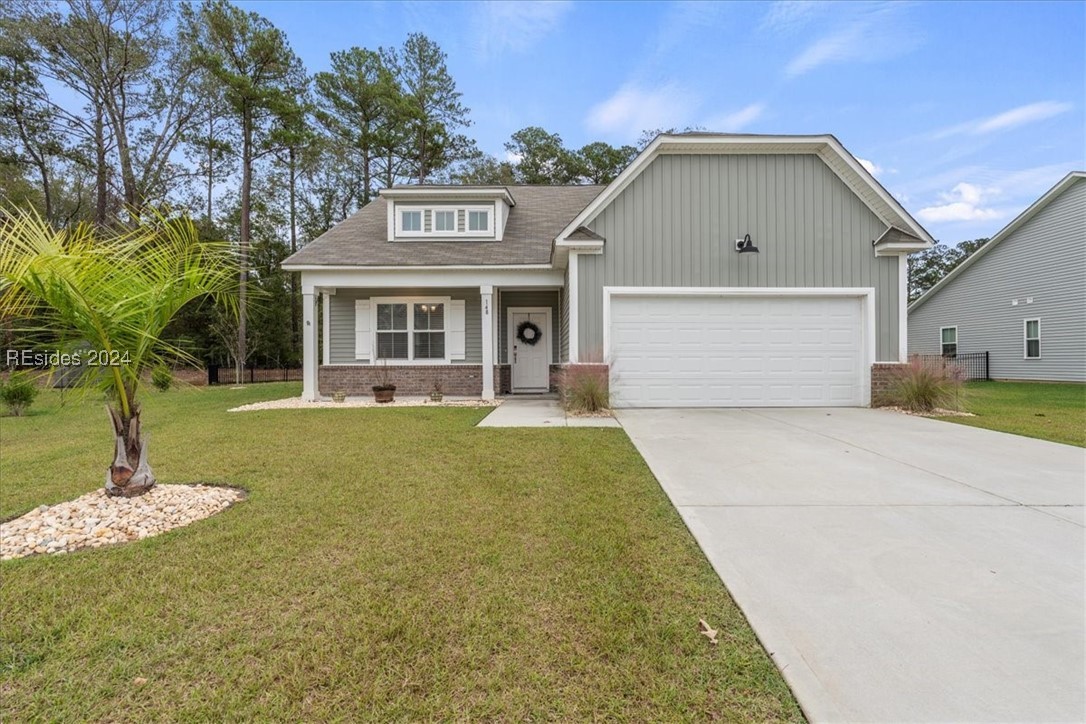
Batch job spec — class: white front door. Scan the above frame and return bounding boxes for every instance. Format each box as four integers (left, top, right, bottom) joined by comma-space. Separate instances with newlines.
510, 309, 550, 392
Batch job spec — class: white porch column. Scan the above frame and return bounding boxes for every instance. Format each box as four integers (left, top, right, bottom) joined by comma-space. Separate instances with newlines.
480, 285, 495, 400
302, 291, 318, 401
321, 291, 331, 366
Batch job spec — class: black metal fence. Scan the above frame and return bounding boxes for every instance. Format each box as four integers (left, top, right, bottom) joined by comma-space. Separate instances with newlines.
914, 352, 990, 381
207, 365, 303, 385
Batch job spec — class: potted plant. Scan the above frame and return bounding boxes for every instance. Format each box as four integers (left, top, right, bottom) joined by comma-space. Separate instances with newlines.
372, 361, 395, 403
430, 380, 444, 403
332, 390, 347, 403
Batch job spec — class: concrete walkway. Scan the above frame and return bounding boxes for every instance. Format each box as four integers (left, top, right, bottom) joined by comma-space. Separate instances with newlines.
477, 398, 620, 427
618, 407, 1085, 723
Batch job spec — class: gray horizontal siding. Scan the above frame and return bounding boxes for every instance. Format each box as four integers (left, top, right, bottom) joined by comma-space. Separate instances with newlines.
579, 153, 900, 361
909, 178, 1085, 381
498, 290, 560, 364
327, 288, 481, 364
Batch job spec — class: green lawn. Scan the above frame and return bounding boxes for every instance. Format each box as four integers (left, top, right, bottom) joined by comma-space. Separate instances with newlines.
0, 384, 800, 721
937, 381, 1086, 447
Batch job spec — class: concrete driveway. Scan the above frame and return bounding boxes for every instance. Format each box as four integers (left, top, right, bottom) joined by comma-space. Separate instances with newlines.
617, 407, 1085, 723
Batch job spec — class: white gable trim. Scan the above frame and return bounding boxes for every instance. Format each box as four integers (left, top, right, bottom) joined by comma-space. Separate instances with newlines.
556, 134, 934, 248
909, 171, 1084, 312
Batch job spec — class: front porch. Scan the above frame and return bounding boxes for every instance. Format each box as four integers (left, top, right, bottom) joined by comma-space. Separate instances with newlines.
300, 276, 565, 401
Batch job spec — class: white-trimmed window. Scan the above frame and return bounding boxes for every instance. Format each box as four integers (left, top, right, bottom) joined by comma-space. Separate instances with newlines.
372, 298, 457, 362
1024, 319, 1040, 359
940, 326, 957, 357
468, 209, 490, 232
433, 210, 456, 233
399, 209, 422, 233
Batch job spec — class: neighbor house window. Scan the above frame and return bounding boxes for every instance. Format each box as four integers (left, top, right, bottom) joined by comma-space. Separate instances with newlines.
468, 209, 490, 232
940, 327, 957, 357
376, 303, 409, 359
400, 210, 422, 233
1024, 319, 1040, 359
433, 210, 456, 232
375, 300, 447, 361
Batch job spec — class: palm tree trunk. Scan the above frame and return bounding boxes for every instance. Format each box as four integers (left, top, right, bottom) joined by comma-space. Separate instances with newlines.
105, 405, 155, 497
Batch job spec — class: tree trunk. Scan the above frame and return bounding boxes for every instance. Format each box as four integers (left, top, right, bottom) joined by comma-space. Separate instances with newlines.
206, 112, 214, 224
289, 146, 298, 354
105, 405, 155, 497
237, 109, 251, 385
94, 104, 108, 226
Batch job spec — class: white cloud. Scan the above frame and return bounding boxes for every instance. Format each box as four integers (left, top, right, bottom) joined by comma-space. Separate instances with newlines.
586, 83, 695, 140
931, 101, 1074, 139
917, 183, 1005, 223
783, 3, 919, 77
504, 150, 523, 164
761, 1, 827, 33
474, 1, 572, 59
705, 103, 765, 133
857, 157, 883, 177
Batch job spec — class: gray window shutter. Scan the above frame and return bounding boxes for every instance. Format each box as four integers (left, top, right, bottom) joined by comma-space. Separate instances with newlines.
355, 300, 372, 359
448, 299, 466, 361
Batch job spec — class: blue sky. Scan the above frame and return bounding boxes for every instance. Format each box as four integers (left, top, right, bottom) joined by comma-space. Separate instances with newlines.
244, 0, 1085, 244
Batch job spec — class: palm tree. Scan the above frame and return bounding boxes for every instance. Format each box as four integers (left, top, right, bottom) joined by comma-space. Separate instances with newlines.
0, 209, 238, 497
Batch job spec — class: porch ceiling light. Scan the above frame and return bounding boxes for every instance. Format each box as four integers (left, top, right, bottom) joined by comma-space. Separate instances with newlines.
734, 233, 759, 253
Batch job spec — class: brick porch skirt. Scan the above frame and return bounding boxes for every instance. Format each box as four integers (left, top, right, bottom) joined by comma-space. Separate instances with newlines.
319, 365, 483, 396
870, 362, 904, 405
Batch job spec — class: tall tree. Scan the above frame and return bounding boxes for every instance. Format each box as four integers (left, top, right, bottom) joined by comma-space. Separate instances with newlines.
314, 47, 402, 204
505, 126, 580, 184
449, 149, 517, 185
385, 33, 470, 184
577, 141, 637, 184
184, 0, 304, 383
908, 238, 990, 301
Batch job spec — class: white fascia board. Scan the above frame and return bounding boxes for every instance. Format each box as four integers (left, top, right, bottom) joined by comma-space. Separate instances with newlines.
380, 187, 516, 206
909, 171, 1085, 313
299, 267, 564, 294
284, 264, 554, 272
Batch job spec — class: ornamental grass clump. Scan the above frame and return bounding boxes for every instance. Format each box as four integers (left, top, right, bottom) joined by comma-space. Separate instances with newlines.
881, 355, 966, 412
555, 365, 610, 414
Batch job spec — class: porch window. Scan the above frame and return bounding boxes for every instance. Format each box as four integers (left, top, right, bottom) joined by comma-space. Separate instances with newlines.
376, 303, 409, 359
413, 303, 445, 359
374, 300, 448, 361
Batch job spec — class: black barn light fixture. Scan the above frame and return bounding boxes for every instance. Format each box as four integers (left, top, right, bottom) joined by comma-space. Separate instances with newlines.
734, 233, 759, 253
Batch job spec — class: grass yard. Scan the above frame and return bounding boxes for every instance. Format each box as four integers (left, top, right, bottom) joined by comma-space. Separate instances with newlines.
937, 381, 1086, 447
0, 384, 801, 721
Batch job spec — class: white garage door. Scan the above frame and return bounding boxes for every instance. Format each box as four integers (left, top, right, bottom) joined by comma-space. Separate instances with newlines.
608, 293, 865, 408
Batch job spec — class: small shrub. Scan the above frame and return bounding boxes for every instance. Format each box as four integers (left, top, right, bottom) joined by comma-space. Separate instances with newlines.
554, 365, 609, 413
1, 371, 40, 416
879, 356, 965, 412
151, 364, 173, 392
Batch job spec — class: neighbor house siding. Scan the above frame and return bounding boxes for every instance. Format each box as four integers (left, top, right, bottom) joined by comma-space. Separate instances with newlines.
908, 178, 1085, 382
498, 290, 560, 364
327, 288, 482, 364
577, 153, 900, 360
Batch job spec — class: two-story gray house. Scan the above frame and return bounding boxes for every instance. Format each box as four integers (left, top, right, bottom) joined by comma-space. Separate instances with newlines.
282, 133, 934, 407
908, 172, 1085, 382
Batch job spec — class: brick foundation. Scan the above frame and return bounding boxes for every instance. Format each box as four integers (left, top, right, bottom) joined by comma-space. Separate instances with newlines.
319, 365, 483, 396
870, 363, 904, 406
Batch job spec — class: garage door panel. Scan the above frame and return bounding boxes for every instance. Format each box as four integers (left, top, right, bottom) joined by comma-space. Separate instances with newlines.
609, 294, 864, 408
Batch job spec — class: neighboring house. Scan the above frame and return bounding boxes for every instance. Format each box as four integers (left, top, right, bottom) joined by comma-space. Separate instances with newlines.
282, 133, 933, 407
908, 172, 1085, 383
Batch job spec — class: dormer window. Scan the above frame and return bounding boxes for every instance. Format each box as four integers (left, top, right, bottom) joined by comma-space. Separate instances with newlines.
400, 210, 422, 232
434, 210, 456, 232
468, 210, 490, 232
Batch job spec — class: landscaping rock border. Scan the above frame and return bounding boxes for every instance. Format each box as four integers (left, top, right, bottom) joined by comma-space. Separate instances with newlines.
0, 484, 244, 561
228, 396, 500, 412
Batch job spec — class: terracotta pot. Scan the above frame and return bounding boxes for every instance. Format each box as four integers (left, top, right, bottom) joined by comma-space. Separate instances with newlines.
373, 385, 395, 404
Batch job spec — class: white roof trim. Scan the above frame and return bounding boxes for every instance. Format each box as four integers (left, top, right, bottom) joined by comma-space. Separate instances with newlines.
555, 133, 935, 246
283, 263, 552, 272
909, 171, 1085, 312
380, 187, 516, 206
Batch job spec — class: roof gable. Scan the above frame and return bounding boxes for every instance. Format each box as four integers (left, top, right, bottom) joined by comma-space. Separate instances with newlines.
555, 133, 934, 249
909, 172, 1085, 312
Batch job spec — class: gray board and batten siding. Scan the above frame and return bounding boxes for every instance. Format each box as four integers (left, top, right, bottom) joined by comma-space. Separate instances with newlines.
498, 290, 561, 364
577, 153, 902, 361
909, 176, 1085, 382
327, 288, 481, 365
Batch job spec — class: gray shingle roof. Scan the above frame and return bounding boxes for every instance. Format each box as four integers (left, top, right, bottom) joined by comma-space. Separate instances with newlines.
283, 184, 604, 267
